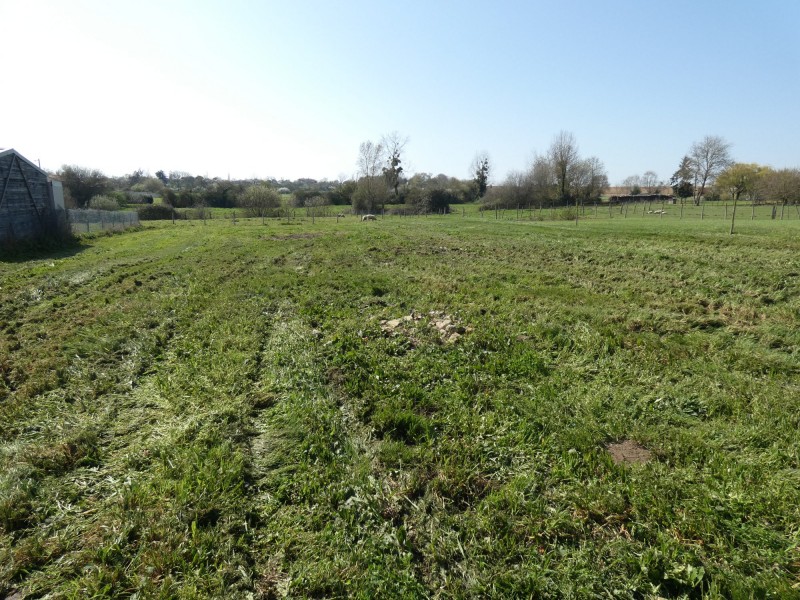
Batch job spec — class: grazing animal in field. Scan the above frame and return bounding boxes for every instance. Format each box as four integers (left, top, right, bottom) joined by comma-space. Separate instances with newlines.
337, 213, 346, 218
361, 214, 377, 221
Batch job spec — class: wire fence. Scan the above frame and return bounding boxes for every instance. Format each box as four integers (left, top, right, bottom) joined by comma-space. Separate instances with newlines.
121, 201, 800, 229
480, 200, 800, 223
67, 209, 140, 234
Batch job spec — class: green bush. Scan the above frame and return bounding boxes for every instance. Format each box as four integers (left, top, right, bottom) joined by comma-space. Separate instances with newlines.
123, 191, 154, 205
137, 204, 177, 220
238, 185, 281, 217
188, 206, 211, 220
88, 195, 120, 211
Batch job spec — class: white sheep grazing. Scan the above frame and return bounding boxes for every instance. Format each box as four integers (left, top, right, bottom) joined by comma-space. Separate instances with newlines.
361, 214, 377, 221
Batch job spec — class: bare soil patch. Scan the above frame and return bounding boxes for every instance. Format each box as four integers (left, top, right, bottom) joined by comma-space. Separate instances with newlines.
264, 233, 323, 240
380, 310, 473, 344
606, 440, 652, 465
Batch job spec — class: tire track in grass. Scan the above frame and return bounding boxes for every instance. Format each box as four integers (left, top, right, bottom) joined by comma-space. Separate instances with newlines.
0, 258, 192, 582
0, 308, 182, 597
83, 271, 271, 598
246, 304, 427, 598
1, 231, 269, 597
246, 305, 333, 597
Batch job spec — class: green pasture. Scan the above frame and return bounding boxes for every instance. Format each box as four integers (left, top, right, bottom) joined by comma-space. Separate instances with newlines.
1, 215, 798, 598
153, 198, 800, 226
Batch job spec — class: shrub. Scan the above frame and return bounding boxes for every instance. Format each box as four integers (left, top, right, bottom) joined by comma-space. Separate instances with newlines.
162, 188, 177, 206
174, 191, 198, 208
428, 189, 454, 214
292, 188, 318, 208
137, 204, 177, 220
556, 207, 578, 221
109, 190, 128, 205
238, 186, 281, 217
88, 195, 120, 211
327, 180, 357, 205
189, 206, 211, 220
130, 177, 165, 194
123, 192, 154, 205
388, 204, 417, 216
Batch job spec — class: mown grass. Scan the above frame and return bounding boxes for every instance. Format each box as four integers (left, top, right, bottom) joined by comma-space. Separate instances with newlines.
1, 214, 799, 598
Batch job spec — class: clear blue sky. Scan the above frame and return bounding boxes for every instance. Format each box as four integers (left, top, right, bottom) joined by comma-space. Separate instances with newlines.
2, 0, 798, 185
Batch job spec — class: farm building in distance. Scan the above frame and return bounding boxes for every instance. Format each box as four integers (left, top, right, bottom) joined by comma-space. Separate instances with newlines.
0, 148, 65, 242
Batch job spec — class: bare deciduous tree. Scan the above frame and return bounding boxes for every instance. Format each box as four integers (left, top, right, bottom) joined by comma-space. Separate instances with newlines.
529, 154, 555, 206
760, 168, 800, 205
353, 140, 388, 214
488, 139, 606, 212
496, 170, 532, 208
642, 170, 659, 193
576, 157, 608, 202
381, 132, 407, 200
357, 140, 384, 179
622, 175, 642, 195
306, 195, 329, 224
548, 131, 580, 202
689, 135, 732, 204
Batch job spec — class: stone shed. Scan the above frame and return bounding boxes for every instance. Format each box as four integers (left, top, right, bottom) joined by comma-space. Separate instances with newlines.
0, 148, 64, 242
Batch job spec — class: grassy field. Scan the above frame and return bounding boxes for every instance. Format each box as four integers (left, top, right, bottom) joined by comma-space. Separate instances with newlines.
161, 199, 800, 224
1, 214, 799, 598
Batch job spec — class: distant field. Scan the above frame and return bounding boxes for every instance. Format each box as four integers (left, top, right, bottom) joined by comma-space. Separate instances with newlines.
1, 215, 799, 598
158, 199, 800, 225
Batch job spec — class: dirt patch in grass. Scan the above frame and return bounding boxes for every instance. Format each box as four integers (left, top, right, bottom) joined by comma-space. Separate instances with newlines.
380, 310, 473, 344
265, 233, 323, 241
380, 311, 423, 333
606, 440, 652, 465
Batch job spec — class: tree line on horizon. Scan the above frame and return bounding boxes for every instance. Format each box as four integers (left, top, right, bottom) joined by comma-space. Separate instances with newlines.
487, 133, 800, 211
52, 132, 800, 217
